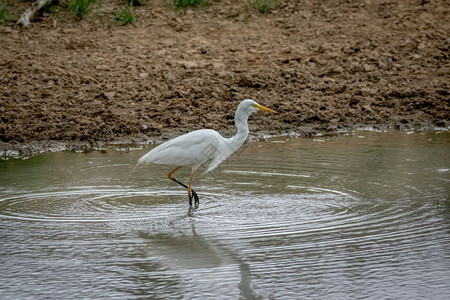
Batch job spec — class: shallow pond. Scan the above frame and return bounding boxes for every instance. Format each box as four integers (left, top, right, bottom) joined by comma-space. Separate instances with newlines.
1, 131, 449, 299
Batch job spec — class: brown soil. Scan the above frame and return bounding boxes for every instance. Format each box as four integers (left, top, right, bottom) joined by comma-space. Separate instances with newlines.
1, 0, 449, 156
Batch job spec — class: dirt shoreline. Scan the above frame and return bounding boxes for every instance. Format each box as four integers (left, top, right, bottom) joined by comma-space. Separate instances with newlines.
1, 0, 449, 158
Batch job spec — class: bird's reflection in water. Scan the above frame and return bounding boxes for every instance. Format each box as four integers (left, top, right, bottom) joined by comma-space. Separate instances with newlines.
135, 215, 259, 299
187, 204, 199, 217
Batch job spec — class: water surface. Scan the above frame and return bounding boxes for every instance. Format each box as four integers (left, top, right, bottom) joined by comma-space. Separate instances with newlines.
1, 131, 449, 299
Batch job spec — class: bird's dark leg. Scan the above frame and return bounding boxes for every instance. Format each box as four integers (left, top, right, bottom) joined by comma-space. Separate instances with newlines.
167, 167, 199, 206
190, 188, 199, 206
187, 173, 199, 206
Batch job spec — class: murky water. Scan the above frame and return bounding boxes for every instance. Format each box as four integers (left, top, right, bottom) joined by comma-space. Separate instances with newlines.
1, 131, 449, 299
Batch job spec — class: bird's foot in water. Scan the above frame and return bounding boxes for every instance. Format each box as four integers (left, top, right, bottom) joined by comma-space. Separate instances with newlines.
189, 189, 199, 206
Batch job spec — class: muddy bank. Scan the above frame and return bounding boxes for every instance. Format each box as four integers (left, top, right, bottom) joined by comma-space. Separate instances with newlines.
1, 0, 449, 157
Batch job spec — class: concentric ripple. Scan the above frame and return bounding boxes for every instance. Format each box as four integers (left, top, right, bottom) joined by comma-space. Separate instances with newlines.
0, 186, 221, 222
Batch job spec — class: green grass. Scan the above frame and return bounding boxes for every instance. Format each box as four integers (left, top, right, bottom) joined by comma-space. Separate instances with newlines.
43, 0, 61, 14
248, 0, 277, 14
68, 0, 96, 19
254, 0, 270, 13
0, 3, 9, 24
114, 7, 135, 25
173, 0, 204, 10
127, 0, 144, 6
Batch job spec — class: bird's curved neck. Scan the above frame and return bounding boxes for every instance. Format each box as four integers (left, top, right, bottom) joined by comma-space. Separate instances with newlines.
230, 111, 250, 150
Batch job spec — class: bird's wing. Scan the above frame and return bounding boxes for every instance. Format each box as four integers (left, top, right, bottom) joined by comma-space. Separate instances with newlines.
138, 129, 221, 167
202, 139, 235, 175
202, 155, 228, 175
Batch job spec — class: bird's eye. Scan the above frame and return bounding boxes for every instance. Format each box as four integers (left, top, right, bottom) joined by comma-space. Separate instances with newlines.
252, 104, 258, 108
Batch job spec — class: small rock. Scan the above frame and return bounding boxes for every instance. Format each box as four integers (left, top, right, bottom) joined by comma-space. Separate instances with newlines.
212, 62, 225, 69
281, 47, 292, 54
361, 105, 372, 112
180, 61, 199, 69
349, 61, 360, 73
309, 57, 322, 65
104, 92, 116, 100
327, 124, 337, 131
333, 66, 344, 74
363, 64, 373, 72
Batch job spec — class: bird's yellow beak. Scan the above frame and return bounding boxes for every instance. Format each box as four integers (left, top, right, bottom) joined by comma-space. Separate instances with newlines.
255, 104, 277, 114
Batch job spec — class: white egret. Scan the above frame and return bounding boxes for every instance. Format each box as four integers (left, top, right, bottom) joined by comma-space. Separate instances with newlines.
136, 99, 277, 206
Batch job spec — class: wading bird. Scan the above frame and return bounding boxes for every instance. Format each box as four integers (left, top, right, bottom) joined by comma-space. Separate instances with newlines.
136, 99, 277, 206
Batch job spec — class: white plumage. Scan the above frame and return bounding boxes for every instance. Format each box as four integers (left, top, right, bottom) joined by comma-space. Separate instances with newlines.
135, 99, 277, 206
139, 129, 225, 173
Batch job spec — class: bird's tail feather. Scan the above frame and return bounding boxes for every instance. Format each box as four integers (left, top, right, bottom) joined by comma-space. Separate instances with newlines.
124, 161, 141, 183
